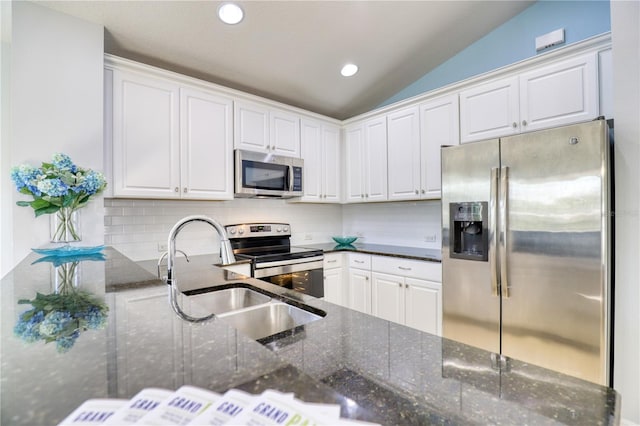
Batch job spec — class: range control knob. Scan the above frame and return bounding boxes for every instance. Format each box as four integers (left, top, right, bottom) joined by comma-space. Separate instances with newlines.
283, 226, 289, 233
276, 226, 282, 232
228, 227, 236, 235
238, 228, 245, 235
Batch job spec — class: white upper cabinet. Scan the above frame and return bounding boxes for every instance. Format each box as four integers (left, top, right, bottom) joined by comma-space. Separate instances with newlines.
387, 106, 421, 201
519, 52, 598, 132
387, 97, 459, 201
111, 69, 181, 198
420, 94, 460, 197
180, 87, 234, 199
459, 76, 519, 143
109, 67, 234, 200
234, 100, 300, 157
300, 118, 341, 203
344, 117, 388, 203
460, 52, 598, 143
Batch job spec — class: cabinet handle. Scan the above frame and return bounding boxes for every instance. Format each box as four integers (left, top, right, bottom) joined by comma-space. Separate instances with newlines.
415, 190, 419, 195
266, 145, 271, 150
354, 260, 365, 264
361, 194, 364, 198
366, 276, 369, 281
512, 122, 518, 129
174, 187, 179, 192
398, 266, 412, 271
327, 260, 337, 263
421, 189, 426, 194
522, 120, 527, 126
405, 284, 409, 289
398, 283, 402, 288
183, 187, 187, 193
365, 194, 369, 198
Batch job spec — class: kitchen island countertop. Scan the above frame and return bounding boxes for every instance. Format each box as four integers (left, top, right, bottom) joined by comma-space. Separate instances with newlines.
296, 242, 441, 262
1, 247, 619, 425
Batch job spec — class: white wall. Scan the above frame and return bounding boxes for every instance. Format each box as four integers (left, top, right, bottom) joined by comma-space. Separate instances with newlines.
1, 1, 104, 276
0, 1, 12, 277
104, 198, 343, 261
342, 200, 441, 249
611, 1, 640, 423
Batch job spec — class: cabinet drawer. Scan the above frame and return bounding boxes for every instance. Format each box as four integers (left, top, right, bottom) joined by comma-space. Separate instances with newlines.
324, 253, 343, 269
372, 256, 441, 282
348, 253, 371, 269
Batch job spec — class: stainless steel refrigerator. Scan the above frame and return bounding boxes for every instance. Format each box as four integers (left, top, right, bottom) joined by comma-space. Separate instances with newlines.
441, 119, 612, 386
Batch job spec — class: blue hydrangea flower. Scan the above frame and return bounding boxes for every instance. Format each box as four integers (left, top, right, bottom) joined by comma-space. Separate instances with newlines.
14, 310, 44, 343
79, 305, 107, 329
52, 153, 77, 173
36, 178, 69, 197
10, 165, 43, 196
39, 311, 74, 337
76, 170, 106, 195
56, 330, 80, 353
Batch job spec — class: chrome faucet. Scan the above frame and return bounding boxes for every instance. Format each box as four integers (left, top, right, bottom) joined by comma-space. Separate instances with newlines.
166, 215, 236, 287
165, 215, 236, 322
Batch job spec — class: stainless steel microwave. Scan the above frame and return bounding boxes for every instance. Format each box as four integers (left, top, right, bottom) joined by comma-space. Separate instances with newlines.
234, 149, 303, 198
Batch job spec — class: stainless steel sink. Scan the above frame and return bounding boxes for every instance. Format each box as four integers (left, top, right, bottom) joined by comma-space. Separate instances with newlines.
217, 302, 324, 340
189, 287, 271, 315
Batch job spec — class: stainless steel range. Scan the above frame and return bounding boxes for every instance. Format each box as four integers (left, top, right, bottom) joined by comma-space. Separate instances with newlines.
225, 223, 324, 298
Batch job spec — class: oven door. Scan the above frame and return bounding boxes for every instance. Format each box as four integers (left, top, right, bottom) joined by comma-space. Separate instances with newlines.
253, 259, 324, 298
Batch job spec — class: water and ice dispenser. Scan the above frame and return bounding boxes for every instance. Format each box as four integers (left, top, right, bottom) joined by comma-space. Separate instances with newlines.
449, 202, 488, 261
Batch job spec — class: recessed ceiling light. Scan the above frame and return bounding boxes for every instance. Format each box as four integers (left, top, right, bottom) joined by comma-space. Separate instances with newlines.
218, 3, 244, 25
341, 63, 358, 77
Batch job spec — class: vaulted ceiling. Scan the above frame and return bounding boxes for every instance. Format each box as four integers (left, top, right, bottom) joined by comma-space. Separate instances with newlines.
36, 1, 533, 120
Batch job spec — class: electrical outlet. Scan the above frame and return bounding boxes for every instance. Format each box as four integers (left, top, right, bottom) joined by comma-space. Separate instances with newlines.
158, 242, 167, 252
304, 234, 312, 241
355, 231, 363, 237
424, 234, 437, 243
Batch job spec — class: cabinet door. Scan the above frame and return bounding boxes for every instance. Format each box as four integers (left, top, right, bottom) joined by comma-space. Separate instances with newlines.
114, 288, 183, 395
387, 106, 421, 201
180, 87, 234, 200
348, 268, 371, 314
519, 53, 598, 133
322, 125, 342, 202
420, 94, 459, 198
459, 76, 519, 143
371, 272, 404, 324
404, 278, 442, 336
344, 123, 365, 203
364, 116, 388, 201
270, 109, 300, 157
112, 69, 180, 198
323, 267, 344, 306
300, 119, 323, 201
234, 101, 269, 152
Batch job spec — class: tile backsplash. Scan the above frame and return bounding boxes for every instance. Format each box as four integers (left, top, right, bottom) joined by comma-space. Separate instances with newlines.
104, 198, 442, 261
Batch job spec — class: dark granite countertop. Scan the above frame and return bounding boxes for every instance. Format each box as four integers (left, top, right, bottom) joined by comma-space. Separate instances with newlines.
296, 242, 442, 262
1, 247, 619, 425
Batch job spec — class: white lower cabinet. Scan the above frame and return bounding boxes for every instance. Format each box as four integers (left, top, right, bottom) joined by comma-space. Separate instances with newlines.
346, 253, 372, 314
329, 252, 442, 335
371, 255, 442, 336
323, 253, 345, 305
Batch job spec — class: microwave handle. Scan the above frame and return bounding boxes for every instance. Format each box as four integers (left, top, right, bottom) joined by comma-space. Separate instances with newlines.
288, 165, 294, 191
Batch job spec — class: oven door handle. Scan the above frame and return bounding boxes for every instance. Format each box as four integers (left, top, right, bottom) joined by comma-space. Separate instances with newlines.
256, 255, 324, 269
253, 260, 324, 278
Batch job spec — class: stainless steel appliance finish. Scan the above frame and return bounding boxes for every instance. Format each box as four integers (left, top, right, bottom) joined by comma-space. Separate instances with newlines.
234, 149, 304, 198
441, 119, 612, 386
226, 223, 324, 298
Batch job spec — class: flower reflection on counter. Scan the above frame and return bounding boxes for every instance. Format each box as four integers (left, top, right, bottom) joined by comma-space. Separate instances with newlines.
13, 253, 109, 353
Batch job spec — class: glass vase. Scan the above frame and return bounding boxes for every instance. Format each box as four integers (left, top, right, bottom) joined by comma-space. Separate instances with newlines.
50, 207, 81, 243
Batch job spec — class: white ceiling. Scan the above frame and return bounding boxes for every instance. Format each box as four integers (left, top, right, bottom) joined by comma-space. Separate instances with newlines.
36, 0, 534, 120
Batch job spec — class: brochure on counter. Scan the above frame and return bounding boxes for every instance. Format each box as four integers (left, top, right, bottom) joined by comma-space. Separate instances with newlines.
57, 385, 379, 425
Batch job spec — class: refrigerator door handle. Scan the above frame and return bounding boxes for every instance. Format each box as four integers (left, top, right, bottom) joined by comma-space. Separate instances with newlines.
499, 166, 510, 298
490, 167, 500, 297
